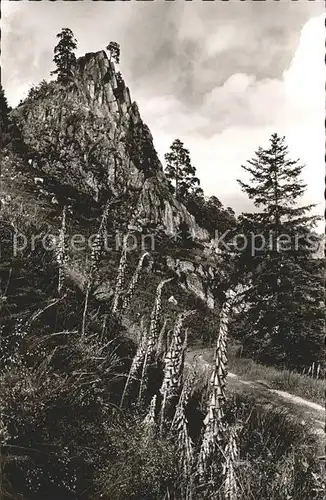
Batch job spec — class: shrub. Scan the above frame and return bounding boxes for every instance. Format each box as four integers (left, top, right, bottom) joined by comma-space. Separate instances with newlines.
96, 414, 177, 500
25, 80, 55, 103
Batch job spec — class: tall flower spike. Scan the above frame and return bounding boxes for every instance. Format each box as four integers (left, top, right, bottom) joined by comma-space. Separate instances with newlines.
120, 319, 148, 408
142, 394, 157, 428
171, 368, 196, 500
121, 252, 151, 313
81, 200, 111, 337
159, 311, 195, 435
197, 393, 223, 480
156, 318, 168, 361
161, 313, 194, 396
210, 298, 231, 420
142, 395, 157, 442
223, 426, 239, 500
171, 369, 195, 431
89, 200, 111, 274
111, 232, 129, 315
166, 328, 173, 354
147, 278, 174, 357
173, 400, 194, 497
138, 315, 146, 343
57, 205, 67, 295
198, 290, 234, 478
138, 278, 173, 402
112, 202, 143, 314
210, 290, 235, 422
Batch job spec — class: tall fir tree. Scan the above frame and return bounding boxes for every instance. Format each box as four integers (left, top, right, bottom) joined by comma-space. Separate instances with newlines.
164, 139, 203, 203
0, 84, 12, 189
234, 133, 323, 369
0, 84, 11, 143
0, 84, 27, 157
51, 28, 77, 84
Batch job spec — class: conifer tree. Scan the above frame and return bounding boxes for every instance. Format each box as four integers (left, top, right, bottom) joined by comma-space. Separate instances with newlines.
0, 85, 12, 188
106, 41, 120, 64
0, 85, 27, 156
51, 28, 77, 84
235, 133, 323, 369
0, 84, 11, 138
203, 196, 236, 237
164, 139, 203, 203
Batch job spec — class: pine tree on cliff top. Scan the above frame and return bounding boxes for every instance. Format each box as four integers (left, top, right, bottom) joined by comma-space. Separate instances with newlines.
51, 28, 77, 84
106, 41, 120, 65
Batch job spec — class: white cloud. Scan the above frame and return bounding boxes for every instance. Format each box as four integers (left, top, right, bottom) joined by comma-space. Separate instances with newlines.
284, 14, 325, 109
143, 14, 324, 231
1, 3, 323, 229
205, 25, 241, 56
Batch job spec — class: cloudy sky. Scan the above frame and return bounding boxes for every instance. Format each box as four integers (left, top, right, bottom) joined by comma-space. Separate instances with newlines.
1, 0, 324, 227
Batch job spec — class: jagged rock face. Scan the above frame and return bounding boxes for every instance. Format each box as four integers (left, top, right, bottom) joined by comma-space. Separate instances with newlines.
137, 175, 208, 241
11, 50, 209, 241
166, 255, 215, 309
11, 51, 209, 243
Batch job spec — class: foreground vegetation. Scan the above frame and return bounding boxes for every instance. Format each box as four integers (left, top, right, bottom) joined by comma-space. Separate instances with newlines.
197, 343, 325, 407
0, 205, 324, 500
1, 318, 324, 499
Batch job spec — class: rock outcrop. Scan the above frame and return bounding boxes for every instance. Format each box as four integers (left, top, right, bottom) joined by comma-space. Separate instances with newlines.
11, 50, 210, 243
7, 50, 223, 308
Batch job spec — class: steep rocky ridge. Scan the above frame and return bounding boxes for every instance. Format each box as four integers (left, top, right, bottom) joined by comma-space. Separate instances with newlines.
10, 51, 208, 240
4, 50, 223, 309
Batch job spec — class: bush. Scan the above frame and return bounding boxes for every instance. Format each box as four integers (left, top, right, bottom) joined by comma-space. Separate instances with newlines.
224, 394, 324, 500
0, 329, 134, 500
25, 80, 55, 103
96, 414, 177, 500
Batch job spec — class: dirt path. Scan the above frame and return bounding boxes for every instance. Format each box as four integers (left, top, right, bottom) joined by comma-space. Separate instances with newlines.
123, 320, 325, 448
186, 349, 325, 443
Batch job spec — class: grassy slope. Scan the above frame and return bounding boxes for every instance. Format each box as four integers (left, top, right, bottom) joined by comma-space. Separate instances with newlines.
2, 197, 324, 499
228, 356, 325, 407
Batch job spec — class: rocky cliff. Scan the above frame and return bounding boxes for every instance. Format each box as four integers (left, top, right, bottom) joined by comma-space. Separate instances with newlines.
4, 50, 223, 309
10, 50, 209, 241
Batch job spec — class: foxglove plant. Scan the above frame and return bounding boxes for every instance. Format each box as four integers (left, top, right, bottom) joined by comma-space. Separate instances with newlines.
159, 311, 195, 436
121, 252, 151, 313
142, 394, 157, 430
198, 290, 235, 479
56, 205, 67, 296
81, 200, 111, 337
111, 232, 129, 315
223, 426, 239, 500
171, 372, 196, 499
120, 319, 148, 408
138, 278, 173, 402
156, 318, 168, 361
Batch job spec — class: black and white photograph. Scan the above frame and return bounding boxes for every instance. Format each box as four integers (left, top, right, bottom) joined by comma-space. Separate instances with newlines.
0, 0, 325, 498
